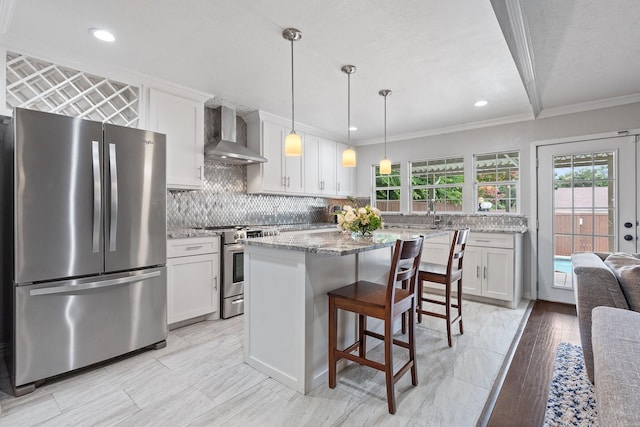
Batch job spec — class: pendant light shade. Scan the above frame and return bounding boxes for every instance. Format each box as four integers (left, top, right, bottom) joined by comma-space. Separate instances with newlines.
283, 28, 302, 156
284, 132, 302, 156
341, 65, 357, 167
379, 158, 392, 175
378, 89, 392, 175
342, 147, 356, 167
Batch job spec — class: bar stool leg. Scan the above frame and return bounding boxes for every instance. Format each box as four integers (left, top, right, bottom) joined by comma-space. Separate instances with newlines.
384, 317, 396, 414
328, 296, 337, 388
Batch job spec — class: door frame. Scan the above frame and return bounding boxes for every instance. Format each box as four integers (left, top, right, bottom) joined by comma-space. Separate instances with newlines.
529, 129, 640, 302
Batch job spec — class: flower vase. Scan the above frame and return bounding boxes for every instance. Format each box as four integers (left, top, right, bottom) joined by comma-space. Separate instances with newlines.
351, 230, 373, 239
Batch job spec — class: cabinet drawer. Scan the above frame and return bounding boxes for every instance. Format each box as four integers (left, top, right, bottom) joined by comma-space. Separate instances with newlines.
167, 236, 220, 258
467, 232, 514, 249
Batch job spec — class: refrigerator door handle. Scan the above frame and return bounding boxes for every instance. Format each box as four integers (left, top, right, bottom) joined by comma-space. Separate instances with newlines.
29, 271, 161, 296
109, 143, 118, 252
91, 140, 101, 253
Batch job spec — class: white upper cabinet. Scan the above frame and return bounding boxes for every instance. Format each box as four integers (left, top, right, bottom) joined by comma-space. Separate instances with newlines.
336, 142, 355, 197
247, 119, 304, 194
147, 88, 205, 190
305, 135, 336, 196
246, 111, 350, 197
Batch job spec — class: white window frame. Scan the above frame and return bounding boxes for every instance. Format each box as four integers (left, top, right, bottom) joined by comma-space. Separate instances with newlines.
474, 150, 520, 213
372, 163, 402, 213
409, 156, 464, 213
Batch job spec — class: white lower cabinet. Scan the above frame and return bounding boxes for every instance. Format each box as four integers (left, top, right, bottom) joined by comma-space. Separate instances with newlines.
421, 231, 522, 308
167, 236, 220, 324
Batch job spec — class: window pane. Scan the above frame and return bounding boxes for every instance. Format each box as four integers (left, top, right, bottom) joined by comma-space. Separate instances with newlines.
475, 151, 519, 213
409, 157, 464, 213
374, 163, 401, 212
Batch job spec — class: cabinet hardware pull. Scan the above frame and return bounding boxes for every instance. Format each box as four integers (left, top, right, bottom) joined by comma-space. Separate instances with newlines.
474, 239, 491, 243
337, 182, 340, 191
213, 275, 217, 291
287, 176, 291, 187
476, 266, 480, 278
282, 176, 286, 187
185, 245, 203, 250
483, 266, 487, 279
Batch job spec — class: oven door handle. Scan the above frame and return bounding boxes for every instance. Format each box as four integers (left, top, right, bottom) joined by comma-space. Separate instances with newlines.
225, 244, 245, 253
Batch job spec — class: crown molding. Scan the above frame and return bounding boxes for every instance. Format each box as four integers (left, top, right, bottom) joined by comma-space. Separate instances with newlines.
0, 36, 213, 101
356, 113, 533, 146
537, 93, 640, 119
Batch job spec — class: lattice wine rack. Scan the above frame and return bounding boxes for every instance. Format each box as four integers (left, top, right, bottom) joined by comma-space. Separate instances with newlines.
6, 52, 140, 127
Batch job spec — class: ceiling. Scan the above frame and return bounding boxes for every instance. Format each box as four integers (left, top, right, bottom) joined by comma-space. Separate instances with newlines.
0, 0, 639, 143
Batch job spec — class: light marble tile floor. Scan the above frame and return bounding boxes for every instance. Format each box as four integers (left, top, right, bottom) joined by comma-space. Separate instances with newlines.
0, 299, 530, 427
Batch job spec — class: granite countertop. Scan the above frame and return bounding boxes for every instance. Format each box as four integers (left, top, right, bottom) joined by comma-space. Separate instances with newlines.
167, 228, 222, 239
240, 228, 448, 256
384, 224, 529, 234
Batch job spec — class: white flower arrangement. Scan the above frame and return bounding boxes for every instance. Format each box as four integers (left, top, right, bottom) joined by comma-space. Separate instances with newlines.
336, 205, 383, 236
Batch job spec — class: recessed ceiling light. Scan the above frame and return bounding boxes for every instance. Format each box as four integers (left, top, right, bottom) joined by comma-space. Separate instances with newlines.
90, 28, 115, 42
349, 126, 357, 131
474, 100, 488, 107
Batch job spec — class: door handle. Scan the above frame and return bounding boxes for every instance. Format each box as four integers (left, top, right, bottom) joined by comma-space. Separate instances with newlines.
109, 143, 118, 252
30, 271, 161, 296
624, 234, 634, 241
624, 222, 634, 229
91, 141, 101, 253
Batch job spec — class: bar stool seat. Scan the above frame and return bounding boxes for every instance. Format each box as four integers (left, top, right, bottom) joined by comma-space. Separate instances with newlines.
417, 229, 469, 347
327, 237, 424, 414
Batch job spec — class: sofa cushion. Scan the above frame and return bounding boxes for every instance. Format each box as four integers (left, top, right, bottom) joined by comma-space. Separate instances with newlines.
604, 252, 640, 311
592, 306, 640, 426
572, 252, 630, 383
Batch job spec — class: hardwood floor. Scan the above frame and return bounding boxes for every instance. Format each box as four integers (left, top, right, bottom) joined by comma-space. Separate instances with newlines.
487, 300, 581, 427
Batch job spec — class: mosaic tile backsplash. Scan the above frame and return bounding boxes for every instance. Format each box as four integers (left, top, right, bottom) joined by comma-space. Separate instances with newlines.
167, 162, 330, 228
167, 162, 528, 231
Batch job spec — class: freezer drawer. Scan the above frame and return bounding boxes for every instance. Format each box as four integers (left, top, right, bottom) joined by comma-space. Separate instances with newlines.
13, 267, 167, 388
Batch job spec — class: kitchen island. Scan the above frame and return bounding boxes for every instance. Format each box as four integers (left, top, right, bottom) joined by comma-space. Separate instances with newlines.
241, 228, 447, 394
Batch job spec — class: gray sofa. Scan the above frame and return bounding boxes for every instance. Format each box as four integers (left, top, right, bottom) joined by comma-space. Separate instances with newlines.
592, 306, 640, 426
571, 252, 640, 382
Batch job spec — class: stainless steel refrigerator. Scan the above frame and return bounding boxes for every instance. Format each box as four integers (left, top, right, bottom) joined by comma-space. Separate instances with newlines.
4, 108, 168, 395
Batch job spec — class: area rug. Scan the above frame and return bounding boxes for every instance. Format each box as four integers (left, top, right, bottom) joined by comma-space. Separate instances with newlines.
543, 342, 598, 426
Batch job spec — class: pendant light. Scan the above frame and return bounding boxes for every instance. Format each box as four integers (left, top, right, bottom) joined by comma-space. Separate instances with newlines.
341, 65, 356, 167
379, 89, 392, 175
282, 28, 302, 156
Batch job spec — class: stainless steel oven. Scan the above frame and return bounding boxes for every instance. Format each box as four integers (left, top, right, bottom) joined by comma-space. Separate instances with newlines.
222, 239, 245, 318
221, 228, 266, 318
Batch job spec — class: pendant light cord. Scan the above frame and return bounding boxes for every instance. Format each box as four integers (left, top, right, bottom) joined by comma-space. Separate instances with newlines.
347, 73, 351, 145
290, 39, 295, 133
384, 94, 387, 158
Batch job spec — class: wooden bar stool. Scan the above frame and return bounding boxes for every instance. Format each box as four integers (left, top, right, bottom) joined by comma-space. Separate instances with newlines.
417, 229, 469, 347
327, 237, 424, 414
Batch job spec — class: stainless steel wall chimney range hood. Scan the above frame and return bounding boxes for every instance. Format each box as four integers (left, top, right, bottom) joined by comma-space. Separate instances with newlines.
204, 106, 267, 164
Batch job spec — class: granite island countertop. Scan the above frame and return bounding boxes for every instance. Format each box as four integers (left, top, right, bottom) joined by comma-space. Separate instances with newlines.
240, 228, 448, 256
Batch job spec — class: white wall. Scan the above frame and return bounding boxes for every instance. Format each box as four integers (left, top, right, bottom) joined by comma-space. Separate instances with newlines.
355, 101, 640, 300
